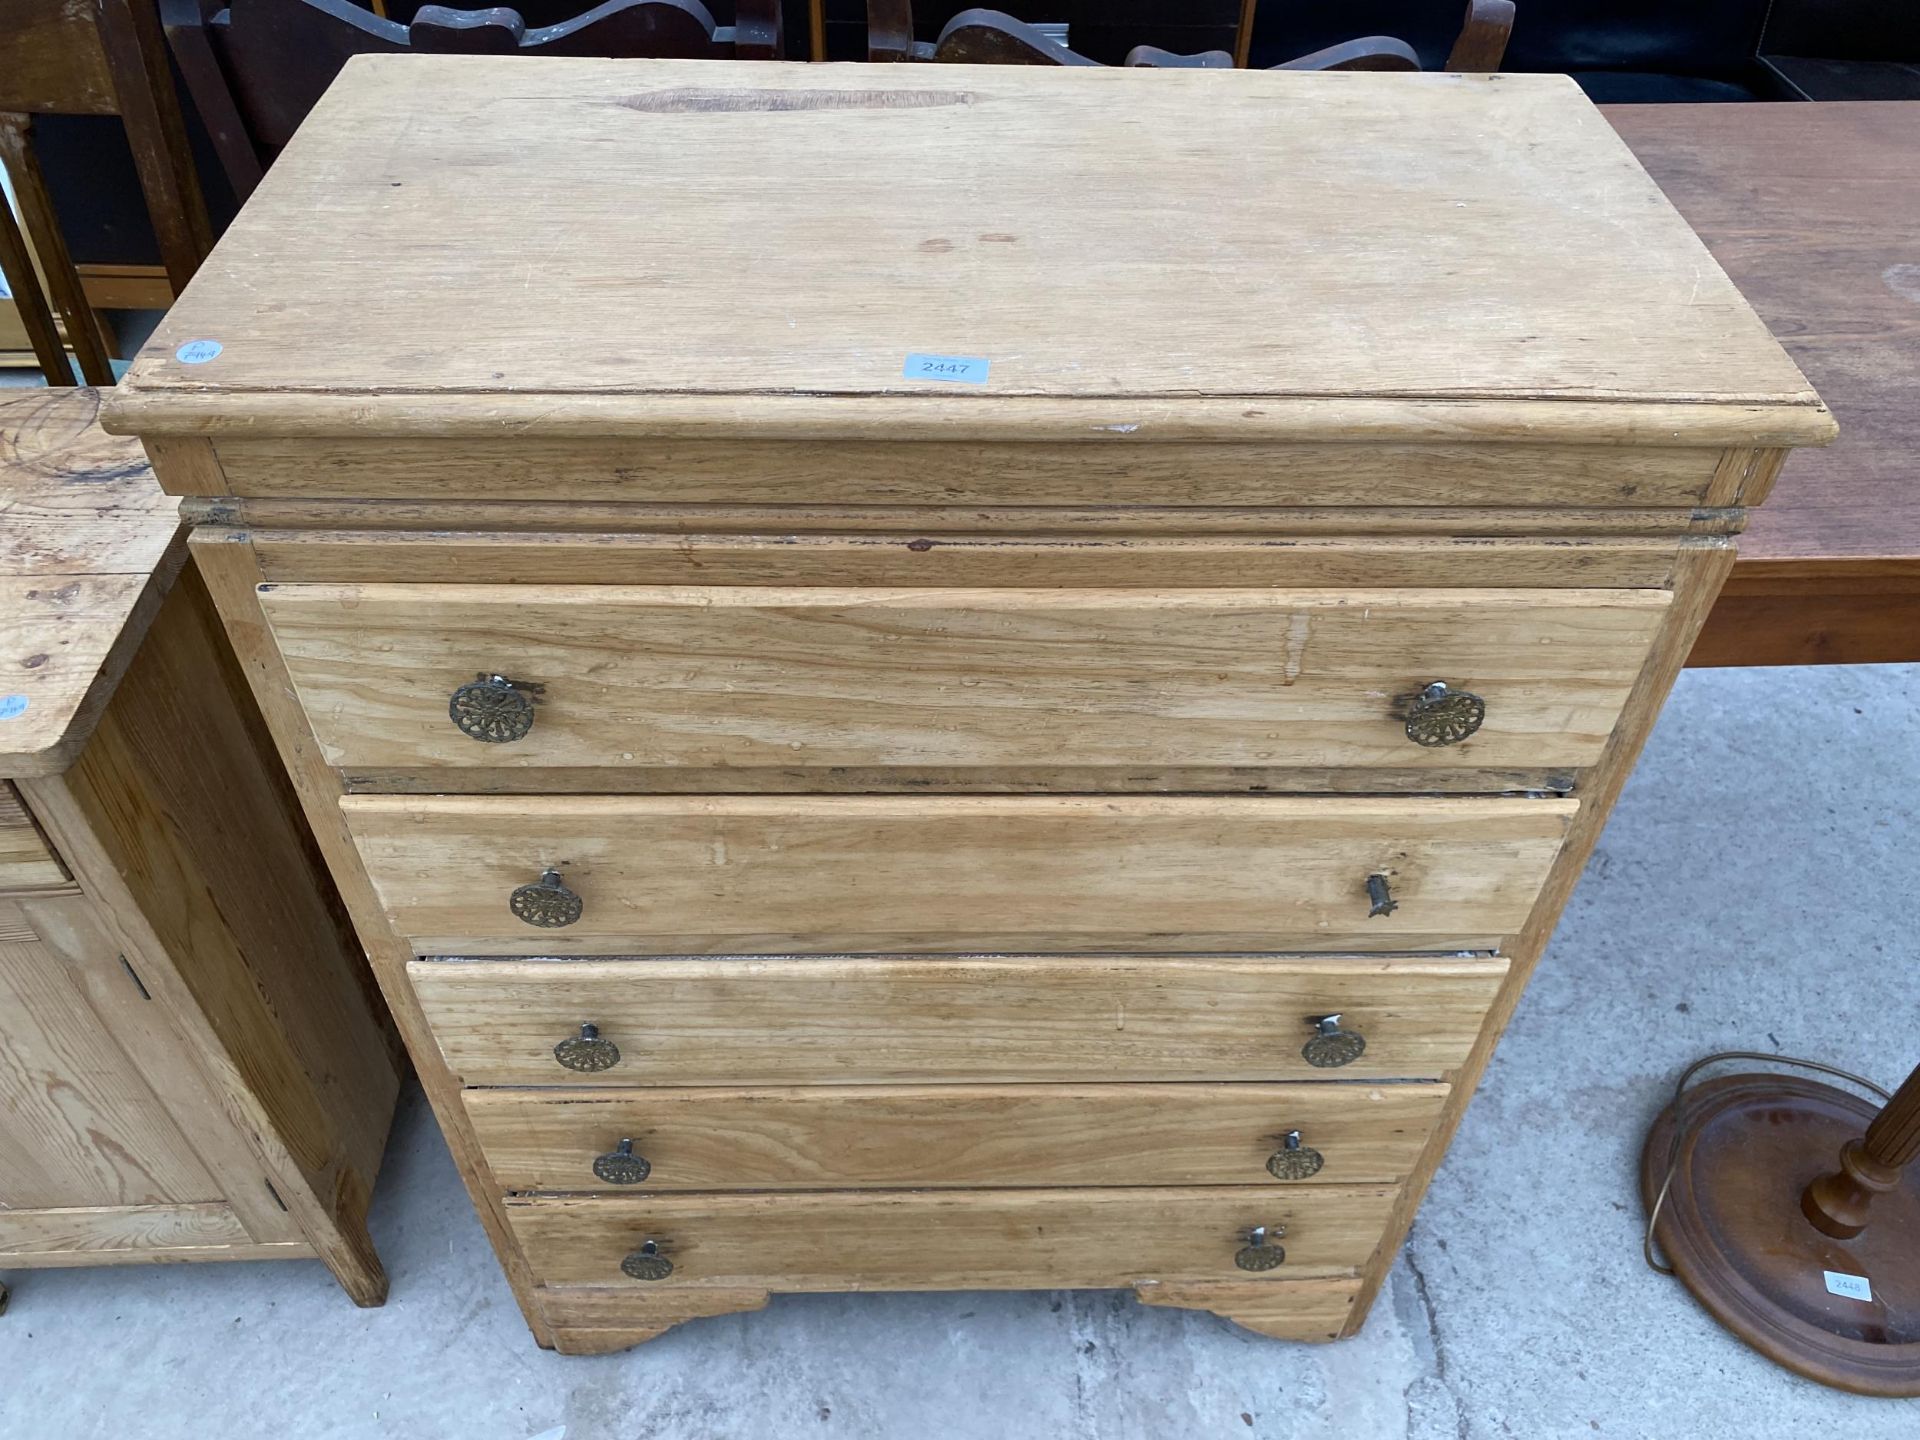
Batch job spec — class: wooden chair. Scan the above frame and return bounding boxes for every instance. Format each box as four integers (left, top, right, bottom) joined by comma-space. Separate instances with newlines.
165, 0, 785, 201
0, 0, 215, 384
869, 1, 1514, 73
858, 1, 1253, 66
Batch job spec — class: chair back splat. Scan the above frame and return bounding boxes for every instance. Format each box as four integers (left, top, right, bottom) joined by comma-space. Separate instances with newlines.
167, 0, 784, 192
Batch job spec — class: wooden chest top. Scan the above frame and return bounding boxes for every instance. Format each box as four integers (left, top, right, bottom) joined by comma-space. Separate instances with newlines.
107, 59, 1830, 447
0, 390, 183, 776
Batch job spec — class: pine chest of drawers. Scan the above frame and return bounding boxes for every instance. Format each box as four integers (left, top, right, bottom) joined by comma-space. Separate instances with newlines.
104, 57, 1832, 1353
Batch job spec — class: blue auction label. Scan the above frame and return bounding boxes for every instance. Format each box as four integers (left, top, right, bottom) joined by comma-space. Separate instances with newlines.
902, 353, 989, 385
0, 694, 28, 720
175, 339, 223, 364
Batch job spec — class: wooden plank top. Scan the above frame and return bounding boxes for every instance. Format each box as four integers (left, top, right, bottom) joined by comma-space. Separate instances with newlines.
108, 59, 1830, 446
0, 388, 185, 776
1607, 102, 1920, 665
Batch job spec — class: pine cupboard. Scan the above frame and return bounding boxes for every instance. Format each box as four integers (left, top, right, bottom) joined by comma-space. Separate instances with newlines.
103, 59, 1832, 1352
0, 389, 401, 1306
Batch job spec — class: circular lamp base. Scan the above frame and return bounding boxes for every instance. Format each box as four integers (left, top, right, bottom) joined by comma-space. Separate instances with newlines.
1642, 1072, 1920, 1396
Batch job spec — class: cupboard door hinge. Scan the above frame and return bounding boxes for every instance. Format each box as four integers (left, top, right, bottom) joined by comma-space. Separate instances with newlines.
117, 955, 152, 1000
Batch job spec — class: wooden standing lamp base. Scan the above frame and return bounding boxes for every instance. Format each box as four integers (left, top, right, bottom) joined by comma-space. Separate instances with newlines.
1642, 1073, 1920, 1396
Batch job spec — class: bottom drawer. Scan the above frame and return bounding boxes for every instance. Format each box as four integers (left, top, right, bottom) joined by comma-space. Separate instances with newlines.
468, 1082, 1450, 1192
505, 1186, 1400, 1291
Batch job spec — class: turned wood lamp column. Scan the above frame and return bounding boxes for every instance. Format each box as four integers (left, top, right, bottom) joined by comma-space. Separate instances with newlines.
1804, 1063, 1920, 1240
1644, 1055, 1920, 1396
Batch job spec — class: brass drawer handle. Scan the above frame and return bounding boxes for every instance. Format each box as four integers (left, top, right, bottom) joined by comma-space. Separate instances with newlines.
1267, 1129, 1325, 1181
1302, 1014, 1366, 1069
1234, 1224, 1287, 1272
593, 1137, 651, 1185
554, 1022, 621, 1073
621, 1238, 673, 1282
449, 673, 542, 743
511, 868, 582, 928
1405, 680, 1484, 747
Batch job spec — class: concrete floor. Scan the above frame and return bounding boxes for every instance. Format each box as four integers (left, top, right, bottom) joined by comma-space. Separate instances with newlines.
2, 662, 1916, 1439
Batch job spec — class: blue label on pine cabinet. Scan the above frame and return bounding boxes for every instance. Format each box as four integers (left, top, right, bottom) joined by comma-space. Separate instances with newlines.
0, 694, 28, 720
903, 353, 990, 385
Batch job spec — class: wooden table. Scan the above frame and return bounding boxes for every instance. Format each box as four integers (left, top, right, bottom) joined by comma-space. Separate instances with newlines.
1608, 102, 1920, 667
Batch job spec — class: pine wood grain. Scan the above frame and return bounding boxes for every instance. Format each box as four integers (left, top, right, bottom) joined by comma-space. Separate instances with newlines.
110, 62, 1826, 446
505, 1185, 1400, 1290
245, 532, 1690, 589
0, 781, 68, 889
1135, 1277, 1360, 1342
0, 1202, 254, 1260
216, 499, 1746, 540
338, 762, 1580, 798
12, 890, 306, 1245
1342, 542, 1739, 1330
187, 527, 556, 1342
107, 67, 1840, 1350
0, 388, 184, 776
352, 794, 1573, 954
410, 953, 1508, 1086
535, 1284, 772, 1352
266, 584, 1665, 774
203, 435, 1733, 508
465, 1082, 1450, 1192
0, 901, 220, 1212
15, 568, 401, 1300
532, 1274, 1360, 1348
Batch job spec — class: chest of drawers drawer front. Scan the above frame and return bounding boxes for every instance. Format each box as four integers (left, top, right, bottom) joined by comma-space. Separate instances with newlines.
409, 954, 1507, 1086
263, 584, 1668, 773
505, 1185, 1401, 1291
466, 1082, 1450, 1192
349, 795, 1575, 954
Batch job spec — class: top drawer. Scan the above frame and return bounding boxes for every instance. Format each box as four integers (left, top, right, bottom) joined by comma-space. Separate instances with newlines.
261, 584, 1668, 773
203, 438, 1744, 509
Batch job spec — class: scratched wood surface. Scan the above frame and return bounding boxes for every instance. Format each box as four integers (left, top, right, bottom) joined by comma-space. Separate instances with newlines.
349, 794, 1576, 953
411, 953, 1508, 1085
0, 389, 183, 775
0, 898, 220, 1211
505, 1185, 1401, 1289
262, 583, 1668, 772
464, 1081, 1452, 1191
110, 60, 1827, 444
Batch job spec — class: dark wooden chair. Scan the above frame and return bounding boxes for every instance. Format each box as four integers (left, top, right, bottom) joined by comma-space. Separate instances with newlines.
165, 0, 785, 201
869, 1, 1514, 73
0, 0, 214, 384
857, 1, 1253, 66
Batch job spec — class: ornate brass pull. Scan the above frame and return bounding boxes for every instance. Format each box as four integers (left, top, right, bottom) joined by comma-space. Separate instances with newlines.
554, 1022, 620, 1073
1267, 1129, 1325, 1181
449, 673, 542, 743
1405, 681, 1485, 747
1234, 1224, 1288, 1272
511, 869, 582, 928
1302, 1014, 1366, 1069
621, 1238, 673, 1282
593, 1137, 651, 1185
1366, 872, 1398, 918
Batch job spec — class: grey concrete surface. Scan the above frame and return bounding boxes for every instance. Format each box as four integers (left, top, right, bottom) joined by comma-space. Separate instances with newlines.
2, 663, 1915, 1440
